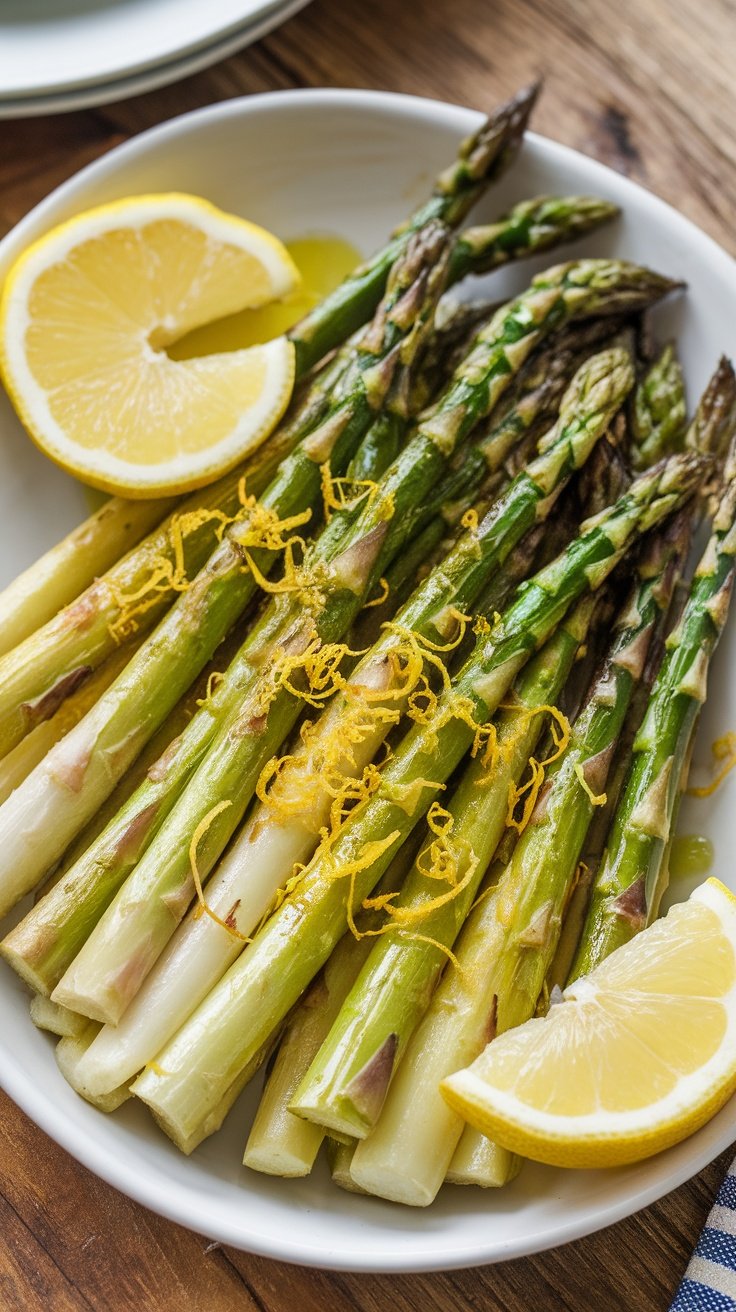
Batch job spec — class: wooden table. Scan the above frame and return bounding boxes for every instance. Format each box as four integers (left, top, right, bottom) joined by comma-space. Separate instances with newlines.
1, 1, 734, 1307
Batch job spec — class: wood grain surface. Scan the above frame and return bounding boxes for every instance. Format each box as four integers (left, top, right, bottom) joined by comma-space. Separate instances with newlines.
0, 0, 734, 1307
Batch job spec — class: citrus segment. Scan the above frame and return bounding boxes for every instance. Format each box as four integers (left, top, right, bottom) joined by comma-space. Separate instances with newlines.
0, 194, 300, 496
441, 879, 736, 1168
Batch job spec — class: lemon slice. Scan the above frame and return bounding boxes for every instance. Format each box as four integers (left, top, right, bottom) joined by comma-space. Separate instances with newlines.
441, 878, 736, 1168
0, 194, 299, 497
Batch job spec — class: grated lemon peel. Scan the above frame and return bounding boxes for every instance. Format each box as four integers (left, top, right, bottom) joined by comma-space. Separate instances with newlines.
108, 476, 312, 641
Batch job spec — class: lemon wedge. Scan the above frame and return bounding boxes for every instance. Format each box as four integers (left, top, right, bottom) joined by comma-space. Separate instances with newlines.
0, 194, 299, 497
441, 878, 736, 1168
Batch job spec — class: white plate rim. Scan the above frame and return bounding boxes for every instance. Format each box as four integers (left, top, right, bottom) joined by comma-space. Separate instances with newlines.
0, 0, 310, 103
0, 0, 312, 116
0, 86, 735, 1273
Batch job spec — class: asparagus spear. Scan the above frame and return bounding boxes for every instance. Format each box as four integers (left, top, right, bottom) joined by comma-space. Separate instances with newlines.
351, 525, 687, 1201
445, 1132, 522, 1189
6, 92, 514, 744
350, 516, 449, 648
243, 846, 419, 1178
29, 994, 87, 1040
129, 451, 701, 1150
545, 360, 736, 989
60, 459, 545, 1088
0, 496, 175, 659
327, 1140, 365, 1194
0, 194, 623, 758
685, 357, 736, 460
570, 435, 736, 978
0, 349, 350, 763
58, 1018, 277, 1143
50, 260, 661, 1025
59, 341, 636, 1055
0, 225, 446, 926
288, 353, 636, 1136
542, 504, 691, 995
448, 195, 619, 286
289, 595, 600, 1138
287, 83, 540, 373
243, 940, 371, 1177
247, 595, 590, 1159
55, 1023, 132, 1114
630, 343, 687, 470
359, 314, 629, 645
2, 621, 252, 985
0, 637, 144, 807
2, 288, 574, 1005
59, 524, 546, 1101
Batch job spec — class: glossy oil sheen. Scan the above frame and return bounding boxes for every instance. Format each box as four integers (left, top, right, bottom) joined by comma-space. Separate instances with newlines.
669, 834, 715, 879
169, 234, 362, 357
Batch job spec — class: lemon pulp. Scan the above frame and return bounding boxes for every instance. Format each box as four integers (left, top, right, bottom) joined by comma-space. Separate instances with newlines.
441, 880, 736, 1168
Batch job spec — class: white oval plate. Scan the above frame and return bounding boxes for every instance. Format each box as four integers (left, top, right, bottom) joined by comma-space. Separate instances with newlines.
0, 89, 735, 1274
0, 0, 311, 101
0, 0, 313, 118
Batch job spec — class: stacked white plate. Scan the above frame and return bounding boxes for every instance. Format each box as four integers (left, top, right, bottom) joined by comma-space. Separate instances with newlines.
0, 0, 312, 117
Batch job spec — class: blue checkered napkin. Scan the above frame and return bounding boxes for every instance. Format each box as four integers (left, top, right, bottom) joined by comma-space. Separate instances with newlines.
670, 1162, 736, 1310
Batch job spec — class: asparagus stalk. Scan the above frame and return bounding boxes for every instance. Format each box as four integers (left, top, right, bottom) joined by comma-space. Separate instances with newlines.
50, 262, 655, 1026
0, 497, 175, 658
546, 361, 736, 988
0, 349, 349, 763
0, 637, 144, 807
60, 338, 637, 1044
5, 89, 530, 744
56, 622, 249, 876
29, 994, 87, 1040
416, 298, 501, 404
3, 366, 472, 999
570, 434, 736, 978
57, 1014, 276, 1140
410, 192, 620, 409
543, 508, 691, 995
445, 1132, 522, 1189
63, 501, 540, 1094
0, 623, 253, 992
243, 849, 419, 1178
288, 352, 637, 1136
0, 225, 446, 926
349, 516, 449, 648
55, 1021, 132, 1113
357, 317, 627, 645
289, 594, 600, 1138
0, 179, 611, 756
352, 526, 687, 1201
129, 451, 701, 1150
448, 195, 619, 285
287, 83, 539, 373
685, 357, 736, 461
630, 343, 687, 470
327, 1140, 365, 1194
63, 534, 542, 1100
243, 942, 371, 1177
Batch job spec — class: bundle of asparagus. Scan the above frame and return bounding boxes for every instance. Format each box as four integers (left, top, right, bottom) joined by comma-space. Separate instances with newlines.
1, 83, 734, 1208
